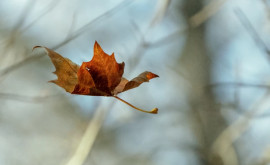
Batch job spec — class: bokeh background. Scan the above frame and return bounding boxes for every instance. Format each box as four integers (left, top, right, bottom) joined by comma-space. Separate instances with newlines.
0, 0, 270, 165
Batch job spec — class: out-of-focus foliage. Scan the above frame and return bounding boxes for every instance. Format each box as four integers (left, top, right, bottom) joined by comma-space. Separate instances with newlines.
0, 0, 270, 165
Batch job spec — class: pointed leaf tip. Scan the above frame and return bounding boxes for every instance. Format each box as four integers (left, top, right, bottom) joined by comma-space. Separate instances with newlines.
93, 41, 104, 56
146, 72, 159, 80
94, 41, 101, 49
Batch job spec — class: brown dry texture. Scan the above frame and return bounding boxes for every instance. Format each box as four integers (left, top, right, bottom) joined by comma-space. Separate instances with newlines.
34, 46, 80, 93
72, 41, 125, 96
114, 71, 159, 94
38, 41, 158, 96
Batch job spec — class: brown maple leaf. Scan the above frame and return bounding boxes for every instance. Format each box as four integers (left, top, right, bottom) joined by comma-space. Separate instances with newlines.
34, 41, 159, 114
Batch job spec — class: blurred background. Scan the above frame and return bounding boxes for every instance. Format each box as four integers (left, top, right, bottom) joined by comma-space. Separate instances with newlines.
0, 0, 270, 164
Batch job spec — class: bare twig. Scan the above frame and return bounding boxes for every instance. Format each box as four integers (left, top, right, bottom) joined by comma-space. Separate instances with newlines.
65, 12, 78, 40
128, 0, 175, 68
258, 145, 270, 165
0, 52, 46, 77
262, 0, 270, 22
52, 0, 133, 50
21, 0, 61, 32
0, 93, 61, 102
208, 82, 270, 89
0, 0, 133, 78
211, 91, 270, 165
149, 0, 171, 28
234, 8, 270, 58
65, 102, 111, 165
12, 0, 36, 32
1, 0, 36, 62
145, 28, 187, 48
189, 0, 229, 27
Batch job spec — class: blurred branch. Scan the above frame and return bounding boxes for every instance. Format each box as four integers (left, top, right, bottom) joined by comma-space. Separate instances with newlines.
1, 0, 37, 60
211, 91, 270, 165
0, 0, 133, 78
208, 82, 270, 89
180, 1, 229, 164
148, 0, 171, 28
233, 62, 242, 112
65, 102, 113, 165
12, 0, 36, 32
234, 8, 270, 59
262, 0, 270, 21
21, 0, 61, 32
0, 93, 62, 102
65, 12, 78, 40
144, 0, 231, 47
145, 28, 187, 48
128, 0, 172, 68
258, 145, 270, 165
52, 0, 133, 50
189, 0, 229, 27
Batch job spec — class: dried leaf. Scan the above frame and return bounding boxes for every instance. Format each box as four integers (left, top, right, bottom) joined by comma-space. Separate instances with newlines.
72, 42, 125, 96
33, 46, 80, 93
113, 71, 159, 95
34, 41, 159, 114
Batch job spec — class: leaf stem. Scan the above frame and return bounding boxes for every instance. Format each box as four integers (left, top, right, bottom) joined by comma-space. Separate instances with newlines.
113, 96, 158, 114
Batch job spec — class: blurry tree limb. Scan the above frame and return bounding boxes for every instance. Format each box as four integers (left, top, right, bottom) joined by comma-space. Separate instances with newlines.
132, 0, 170, 37
145, 28, 187, 48
208, 82, 270, 89
149, 0, 171, 28
128, 0, 172, 69
65, 12, 78, 40
21, 0, 61, 32
211, 91, 270, 165
0, 0, 132, 78
234, 8, 270, 59
182, 0, 234, 164
1, 0, 36, 61
0, 93, 62, 102
262, 0, 270, 22
258, 145, 270, 165
12, 0, 36, 32
1, 0, 36, 57
52, 0, 132, 50
65, 102, 112, 165
189, 0, 229, 27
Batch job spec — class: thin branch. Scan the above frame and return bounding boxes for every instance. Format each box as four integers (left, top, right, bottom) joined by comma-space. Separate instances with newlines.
208, 82, 270, 89
65, 12, 78, 40
189, 0, 229, 27
148, 0, 171, 28
0, 93, 61, 102
211, 91, 270, 165
21, 0, 61, 32
0, 53, 46, 77
234, 8, 270, 59
12, 0, 36, 32
52, 0, 133, 50
145, 28, 187, 48
0, 0, 133, 77
262, 0, 270, 22
65, 102, 110, 165
258, 145, 270, 165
